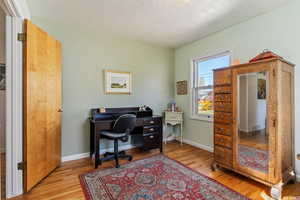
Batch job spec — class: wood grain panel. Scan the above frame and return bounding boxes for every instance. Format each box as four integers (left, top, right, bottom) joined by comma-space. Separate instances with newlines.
214, 85, 231, 94
24, 20, 62, 192
214, 101, 232, 112
214, 112, 232, 124
279, 64, 294, 174
214, 69, 231, 85
215, 134, 232, 149
214, 94, 231, 102
214, 145, 232, 167
214, 123, 232, 136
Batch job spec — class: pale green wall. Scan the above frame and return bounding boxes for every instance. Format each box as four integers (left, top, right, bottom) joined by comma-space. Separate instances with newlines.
32, 17, 174, 156
174, 0, 300, 174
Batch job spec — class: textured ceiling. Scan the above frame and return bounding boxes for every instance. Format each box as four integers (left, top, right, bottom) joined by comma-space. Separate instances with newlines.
26, 0, 290, 47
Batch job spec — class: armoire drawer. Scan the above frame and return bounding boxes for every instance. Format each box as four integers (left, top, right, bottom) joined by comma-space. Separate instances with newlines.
214, 86, 231, 94
214, 146, 232, 167
214, 69, 231, 86
214, 134, 232, 149
214, 102, 232, 112
214, 123, 232, 136
214, 112, 232, 124
214, 94, 231, 102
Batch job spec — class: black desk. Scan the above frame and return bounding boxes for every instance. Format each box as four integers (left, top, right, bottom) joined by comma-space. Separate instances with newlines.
89, 107, 163, 168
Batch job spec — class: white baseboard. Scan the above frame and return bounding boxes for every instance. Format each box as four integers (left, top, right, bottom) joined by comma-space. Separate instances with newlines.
61, 152, 90, 162
181, 138, 214, 152
296, 174, 300, 182
163, 136, 175, 142
61, 144, 134, 162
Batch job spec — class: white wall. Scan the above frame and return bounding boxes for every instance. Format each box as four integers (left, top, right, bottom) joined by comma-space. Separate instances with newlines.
175, 0, 300, 176
31, 17, 174, 157
0, 8, 5, 63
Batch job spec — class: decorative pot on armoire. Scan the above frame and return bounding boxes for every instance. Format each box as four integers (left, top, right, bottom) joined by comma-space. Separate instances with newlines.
211, 57, 295, 200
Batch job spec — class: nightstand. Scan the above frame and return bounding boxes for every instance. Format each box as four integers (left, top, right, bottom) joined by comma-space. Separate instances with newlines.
164, 111, 183, 145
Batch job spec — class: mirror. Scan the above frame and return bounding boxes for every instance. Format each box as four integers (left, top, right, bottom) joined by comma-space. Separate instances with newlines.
237, 71, 269, 173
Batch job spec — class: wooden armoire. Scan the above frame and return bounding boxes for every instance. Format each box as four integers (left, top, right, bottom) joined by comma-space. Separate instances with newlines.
212, 58, 295, 199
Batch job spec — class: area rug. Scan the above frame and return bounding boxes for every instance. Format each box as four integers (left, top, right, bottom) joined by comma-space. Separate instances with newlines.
238, 144, 269, 173
79, 154, 249, 200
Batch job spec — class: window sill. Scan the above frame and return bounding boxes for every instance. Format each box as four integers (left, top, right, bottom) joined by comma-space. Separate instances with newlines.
190, 115, 213, 122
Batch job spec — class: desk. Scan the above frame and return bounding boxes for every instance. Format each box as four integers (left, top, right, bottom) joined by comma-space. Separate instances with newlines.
90, 107, 163, 168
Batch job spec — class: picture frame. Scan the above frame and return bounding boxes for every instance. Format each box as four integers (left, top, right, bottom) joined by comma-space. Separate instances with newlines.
257, 72, 266, 100
176, 80, 187, 95
104, 70, 132, 94
0, 64, 5, 90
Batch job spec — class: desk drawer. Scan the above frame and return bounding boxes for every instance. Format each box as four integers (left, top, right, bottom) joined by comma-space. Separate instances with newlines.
95, 122, 113, 132
144, 118, 160, 126
165, 112, 183, 121
143, 132, 160, 150
143, 126, 160, 134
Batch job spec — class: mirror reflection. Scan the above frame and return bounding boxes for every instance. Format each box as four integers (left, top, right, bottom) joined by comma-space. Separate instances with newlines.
237, 71, 269, 173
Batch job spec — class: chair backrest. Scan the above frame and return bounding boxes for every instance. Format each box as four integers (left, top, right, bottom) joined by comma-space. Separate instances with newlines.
113, 114, 137, 133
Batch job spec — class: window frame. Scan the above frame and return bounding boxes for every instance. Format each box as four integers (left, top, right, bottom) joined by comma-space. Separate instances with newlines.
190, 51, 232, 122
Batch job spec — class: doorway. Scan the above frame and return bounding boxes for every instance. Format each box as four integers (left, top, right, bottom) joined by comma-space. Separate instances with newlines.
0, 6, 6, 200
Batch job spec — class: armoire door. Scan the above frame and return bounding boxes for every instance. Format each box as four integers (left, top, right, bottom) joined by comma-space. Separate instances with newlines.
23, 19, 62, 192
232, 63, 277, 184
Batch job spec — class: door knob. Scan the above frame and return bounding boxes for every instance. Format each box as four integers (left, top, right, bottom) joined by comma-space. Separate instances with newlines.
58, 108, 63, 112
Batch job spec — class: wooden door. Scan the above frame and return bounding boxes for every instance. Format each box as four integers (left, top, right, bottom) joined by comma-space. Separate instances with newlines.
23, 20, 62, 192
232, 61, 277, 184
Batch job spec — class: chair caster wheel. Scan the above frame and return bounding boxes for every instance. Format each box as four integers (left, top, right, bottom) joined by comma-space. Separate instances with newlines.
116, 164, 120, 168
128, 157, 133, 161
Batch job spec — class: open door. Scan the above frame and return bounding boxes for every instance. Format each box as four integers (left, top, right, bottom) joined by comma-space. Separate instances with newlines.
23, 19, 62, 192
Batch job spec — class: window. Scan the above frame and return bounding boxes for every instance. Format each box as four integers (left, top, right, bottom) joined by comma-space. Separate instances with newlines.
191, 52, 231, 121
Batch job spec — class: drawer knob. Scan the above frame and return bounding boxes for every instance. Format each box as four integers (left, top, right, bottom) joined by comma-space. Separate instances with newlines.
150, 128, 154, 131
149, 135, 154, 139
150, 121, 154, 124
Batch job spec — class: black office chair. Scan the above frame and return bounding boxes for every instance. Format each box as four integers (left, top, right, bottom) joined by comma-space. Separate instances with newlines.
100, 114, 136, 168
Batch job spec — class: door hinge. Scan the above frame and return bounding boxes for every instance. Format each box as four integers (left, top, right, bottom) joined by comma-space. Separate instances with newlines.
18, 33, 26, 42
17, 161, 26, 170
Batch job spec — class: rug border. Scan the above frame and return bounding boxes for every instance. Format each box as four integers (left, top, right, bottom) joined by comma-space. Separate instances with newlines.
79, 173, 94, 200
79, 153, 250, 200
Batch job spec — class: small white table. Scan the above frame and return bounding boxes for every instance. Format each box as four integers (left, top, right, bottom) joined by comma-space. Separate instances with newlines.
164, 111, 183, 145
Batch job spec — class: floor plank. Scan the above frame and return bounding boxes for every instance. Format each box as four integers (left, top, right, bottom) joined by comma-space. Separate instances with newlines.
8, 141, 300, 200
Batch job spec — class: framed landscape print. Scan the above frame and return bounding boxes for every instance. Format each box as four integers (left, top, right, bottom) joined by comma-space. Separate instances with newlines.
104, 70, 132, 94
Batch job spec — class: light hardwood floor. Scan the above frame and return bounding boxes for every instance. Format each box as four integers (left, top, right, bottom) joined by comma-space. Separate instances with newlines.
9, 141, 300, 200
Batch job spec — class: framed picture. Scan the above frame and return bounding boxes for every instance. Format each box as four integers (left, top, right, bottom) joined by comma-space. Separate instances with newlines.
104, 70, 132, 94
257, 79, 266, 99
176, 80, 187, 95
0, 64, 5, 90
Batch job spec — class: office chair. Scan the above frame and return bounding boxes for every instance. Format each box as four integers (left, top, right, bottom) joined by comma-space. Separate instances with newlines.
100, 114, 136, 168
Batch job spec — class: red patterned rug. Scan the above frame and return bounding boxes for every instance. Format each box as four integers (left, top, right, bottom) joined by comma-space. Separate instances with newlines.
79, 154, 249, 200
